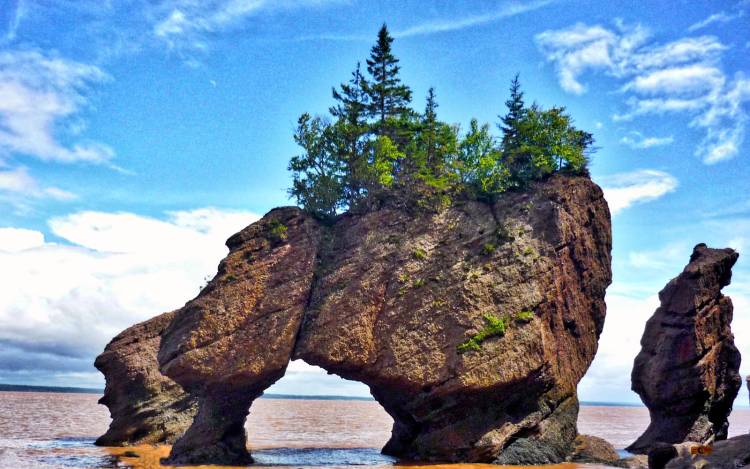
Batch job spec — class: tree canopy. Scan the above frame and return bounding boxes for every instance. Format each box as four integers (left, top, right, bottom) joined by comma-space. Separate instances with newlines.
288, 24, 594, 220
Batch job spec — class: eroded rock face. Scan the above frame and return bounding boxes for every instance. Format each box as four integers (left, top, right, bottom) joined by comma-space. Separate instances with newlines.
157, 207, 324, 465
293, 176, 611, 464
94, 311, 197, 446
627, 244, 741, 454
97, 175, 613, 465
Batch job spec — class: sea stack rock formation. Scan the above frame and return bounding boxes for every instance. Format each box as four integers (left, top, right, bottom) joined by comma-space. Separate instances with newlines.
627, 244, 741, 454
96, 175, 612, 465
94, 311, 198, 446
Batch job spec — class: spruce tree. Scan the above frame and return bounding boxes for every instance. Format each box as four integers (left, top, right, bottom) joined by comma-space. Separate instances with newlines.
423, 87, 438, 169
330, 63, 369, 207
331, 63, 368, 128
365, 24, 412, 135
499, 74, 532, 186
500, 73, 525, 152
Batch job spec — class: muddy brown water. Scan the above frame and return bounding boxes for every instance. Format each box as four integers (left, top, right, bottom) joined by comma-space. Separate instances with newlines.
1, 391, 749, 468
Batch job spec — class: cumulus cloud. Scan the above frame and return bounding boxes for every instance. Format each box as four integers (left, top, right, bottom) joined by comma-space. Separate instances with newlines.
0, 207, 258, 386
535, 22, 749, 164
620, 131, 673, 149
0, 49, 113, 164
597, 169, 678, 215
0, 227, 44, 252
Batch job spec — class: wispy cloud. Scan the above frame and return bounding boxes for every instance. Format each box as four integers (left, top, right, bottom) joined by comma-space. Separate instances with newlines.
536, 21, 750, 164
0, 49, 113, 164
598, 169, 678, 215
0, 166, 76, 200
304, 0, 556, 42
1, 0, 28, 43
153, 0, 347, 53
393, 0, 554, 38
620, 131, 673, 149
688, 10, 744, 32
0, 166, 77, 213
628, 242, 691, 270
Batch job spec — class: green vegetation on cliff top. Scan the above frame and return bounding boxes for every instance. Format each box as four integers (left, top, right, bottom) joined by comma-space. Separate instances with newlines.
288, 24, 595, 219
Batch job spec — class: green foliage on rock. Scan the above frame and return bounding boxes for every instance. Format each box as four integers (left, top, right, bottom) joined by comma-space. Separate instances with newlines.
288, 25, 595, 219
267, 219, 289, 245
514, 311, 534, 322
458, 314, 507, 352
458, 310, 536, 352
412, 248, 427, 260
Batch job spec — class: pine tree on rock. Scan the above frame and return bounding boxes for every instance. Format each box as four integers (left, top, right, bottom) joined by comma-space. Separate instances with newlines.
499, 74, 531, 186
500, 73, 525, 150
423, 87, 439, 169
330, 63, 370, 208
365, 24, 412, 137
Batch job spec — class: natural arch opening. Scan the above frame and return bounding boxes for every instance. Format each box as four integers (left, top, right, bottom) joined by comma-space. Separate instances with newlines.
244, 359, 395, 466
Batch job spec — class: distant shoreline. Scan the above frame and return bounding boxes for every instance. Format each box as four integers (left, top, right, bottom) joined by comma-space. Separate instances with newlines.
0, 383, 644, 406
4, 383, 746, 408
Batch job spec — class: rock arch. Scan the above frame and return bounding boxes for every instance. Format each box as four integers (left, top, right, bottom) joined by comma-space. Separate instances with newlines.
98, 175, 613, 466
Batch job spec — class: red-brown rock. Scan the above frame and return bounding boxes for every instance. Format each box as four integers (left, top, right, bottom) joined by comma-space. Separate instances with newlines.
94, 311, 197, 446
97, 175, 613, 465
627, 244, 741, 454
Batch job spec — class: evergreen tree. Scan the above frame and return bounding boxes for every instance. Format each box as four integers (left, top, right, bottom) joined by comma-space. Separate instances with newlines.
500, 73, 525, 151
365, 24, 412, 135
423, 87, 439, 169
331, 63, 368, 128
330, 63, 369, 208
499, 74, 533, 186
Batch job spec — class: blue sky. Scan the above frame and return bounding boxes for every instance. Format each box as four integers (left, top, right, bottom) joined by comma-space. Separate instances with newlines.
0, 0, 749, 406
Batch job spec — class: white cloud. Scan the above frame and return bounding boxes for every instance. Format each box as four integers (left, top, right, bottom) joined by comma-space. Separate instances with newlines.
0, 208, 258, 384
582, 284, 750, 408
627, 36, 726, 71
0, 166, 77, 212
620, 131, 673, 149
1, 0, 28, 43
536, 22, 750, 164
153, 0, 347, 52
688, 10, 744, 32
579, 292, 659, 404
0, 227, 44, 252
0, 49, 113, 164
393, 0, 554, 38
625, 64, 724, 96
598, 169, 678, 215
694, 74, 750, 164
534, 22, 623, 94
627, 242, 691, 270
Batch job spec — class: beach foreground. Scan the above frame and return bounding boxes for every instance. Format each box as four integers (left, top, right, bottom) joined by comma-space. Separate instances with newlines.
1, 391, 749, 468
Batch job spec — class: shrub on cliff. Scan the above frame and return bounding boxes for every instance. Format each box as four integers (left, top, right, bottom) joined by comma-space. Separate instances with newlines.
288, 24, 595, 219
